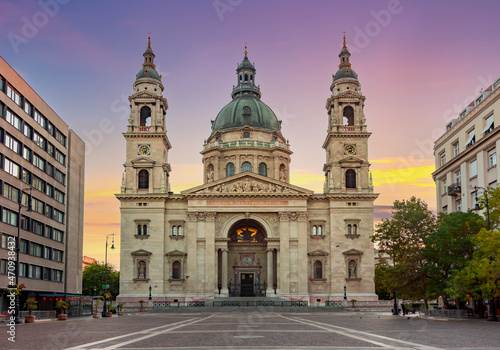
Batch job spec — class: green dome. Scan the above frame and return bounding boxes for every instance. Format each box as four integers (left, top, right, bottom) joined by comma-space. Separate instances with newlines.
212, 96, 280, 133
333, 66, 358, 82
136, 66, 161, 82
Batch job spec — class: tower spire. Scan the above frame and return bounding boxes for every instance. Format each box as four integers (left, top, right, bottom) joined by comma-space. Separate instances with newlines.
244, 43, 248, 57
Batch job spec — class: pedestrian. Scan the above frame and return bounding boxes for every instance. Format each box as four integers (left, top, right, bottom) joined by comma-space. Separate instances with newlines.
401, 303, 406, 316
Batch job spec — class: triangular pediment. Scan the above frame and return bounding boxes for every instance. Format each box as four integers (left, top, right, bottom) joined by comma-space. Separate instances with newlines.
339, 156, 364, 165
165, 249, 187, 257
181, 172, 313, 196
131, 157, 155, 166
308, 249, 329, 257
342, 249, 363, 256
131, 249, 152, 256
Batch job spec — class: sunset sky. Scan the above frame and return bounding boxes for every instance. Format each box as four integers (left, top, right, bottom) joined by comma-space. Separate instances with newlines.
2, 0, 500, 269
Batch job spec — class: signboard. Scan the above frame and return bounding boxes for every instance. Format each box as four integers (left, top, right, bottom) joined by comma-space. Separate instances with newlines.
102, 284, 109, 290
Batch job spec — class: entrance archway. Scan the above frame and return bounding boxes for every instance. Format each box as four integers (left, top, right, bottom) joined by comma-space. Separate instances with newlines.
221, 219, 268, 297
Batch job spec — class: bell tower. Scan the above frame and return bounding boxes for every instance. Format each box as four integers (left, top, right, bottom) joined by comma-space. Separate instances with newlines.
121, 36, 172, 194
323, 35, 373, 194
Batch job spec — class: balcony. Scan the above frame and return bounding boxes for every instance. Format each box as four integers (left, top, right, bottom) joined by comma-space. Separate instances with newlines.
447, 183, 461, 196
203, 140, 290, 151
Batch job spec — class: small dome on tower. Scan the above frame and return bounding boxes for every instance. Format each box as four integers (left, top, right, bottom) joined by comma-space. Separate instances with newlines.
135, 36, 162, 83
332, 34, 358, 83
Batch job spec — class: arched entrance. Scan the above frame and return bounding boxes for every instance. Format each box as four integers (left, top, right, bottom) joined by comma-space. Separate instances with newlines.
221, 219, 268, 297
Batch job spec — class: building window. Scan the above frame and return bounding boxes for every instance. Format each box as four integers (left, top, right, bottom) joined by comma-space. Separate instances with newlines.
348, 260, 358, 278
442, 205, 448, 214
2, 183, 19, 203
29, 243, 43, 257
34, 110, 46, 128
243, 131, 250, 138
470, 159, 477, 178
55, 150, 66, 166
3, 158, 20, 178
7, 85, 22, 106
5, 110, 21, 131
258, 163, 267, 177
465, 129, 475, 148
52, 249, 63, 262
140, 106, 151, 126
23, 146, 32, 161
20, 240, 28, 253
4, 133, 20, 153
489, 149, 497, 167
1, 208, 18, 227
241, 162, 252, 172
32, 175, 45, 192
483, 115, 494, 134
312, 226, 317, 236
456, 199, 462, 212
33, 131, 46, 150
313, 260, 323, 279
32, 153, 46, 171
23, 124, 32, 138
455, 170, 461, 186
472, 192, 478, 210
137, 224, 148, 236
453, 141, 459, 157
317, 225, 323, 236
442, 179, 447, 195
24, 101, 32, 116
172, 261, 181, 279
44, 246, 51, 260
55, 129, 66, 147
440, 153, 446, 166
54, 189, 65, 204
172, 225, 183, 236
346, 169, 356, 188
138, 169, 149, 189
226, 162, 235, 177
52, 269, 63, 282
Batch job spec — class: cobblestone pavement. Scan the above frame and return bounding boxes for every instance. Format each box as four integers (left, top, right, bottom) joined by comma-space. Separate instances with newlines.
1, 311, 499, 350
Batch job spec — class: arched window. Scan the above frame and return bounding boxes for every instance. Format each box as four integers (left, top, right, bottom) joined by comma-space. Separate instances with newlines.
178, 226, 183, 236
142, 225, 147, 235
239, 75, 242, 81
348, 260, 357, 278
346, 169, 356, 188
140, 106, 151, 126
258, 163, 267, 176
347, 224, 352, 235
137, 225, 142, 235
318, 225, 322, 236
250, 74, 253, 81
241, 162, 252, 173
314, 260, 323, 279
312, 226, 317, 236
226, 163, 235, 177
343, 106, 354, 126
353, 224, 357, 235
138, 170, 149, 189
244, 74, 248, 82
172, 261, 181, 279
172, 226, 177, 236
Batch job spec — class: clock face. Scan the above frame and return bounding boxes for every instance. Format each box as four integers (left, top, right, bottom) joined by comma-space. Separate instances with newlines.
138, 144, 151, 156
344, 144, 356, 155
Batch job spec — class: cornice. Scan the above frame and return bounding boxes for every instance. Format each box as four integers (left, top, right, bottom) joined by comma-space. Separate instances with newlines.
432, 126, 500, 180
434, 87, 500, 148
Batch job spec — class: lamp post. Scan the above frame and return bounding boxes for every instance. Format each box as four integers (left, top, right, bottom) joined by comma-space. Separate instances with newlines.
102, 234, 115, 317
13, 187, 32, 324
344, 285, 347, 300
392, 291, 399, 316
149, 285, 152, 301
472, 186, 498, 322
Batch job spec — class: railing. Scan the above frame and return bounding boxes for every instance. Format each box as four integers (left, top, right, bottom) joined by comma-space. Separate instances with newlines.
204, 140, 289, 151
343, 126, 355, 132
139, 127, 150, 132
447, 183, 461, 196
212, 300, 308, 307
325, 301, 343, 307
20, 310, 56, 320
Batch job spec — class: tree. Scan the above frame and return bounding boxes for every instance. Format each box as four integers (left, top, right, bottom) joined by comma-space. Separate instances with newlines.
374, 259, 394, 300
422, 211, 485, 307
447, 229, 500, 303
82, 262, 120, 298
371, 197, 437, 306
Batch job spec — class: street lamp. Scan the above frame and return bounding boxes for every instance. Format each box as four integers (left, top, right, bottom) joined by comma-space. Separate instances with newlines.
102, 234, 115, 317
13, 187, 32, 324
149, 285, 152, 301
471, 186, 497, 322
344, 285, 347, 300
392, 291, 399, 316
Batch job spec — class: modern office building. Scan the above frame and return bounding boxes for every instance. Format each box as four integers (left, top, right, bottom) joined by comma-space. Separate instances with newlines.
433, 76, 500, 213
117, 37, 379, 305
0, 57, 85, 313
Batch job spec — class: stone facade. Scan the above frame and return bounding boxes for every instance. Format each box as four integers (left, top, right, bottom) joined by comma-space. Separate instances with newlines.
117, 38, 378, 304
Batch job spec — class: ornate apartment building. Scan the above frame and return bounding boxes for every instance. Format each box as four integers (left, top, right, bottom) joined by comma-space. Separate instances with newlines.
117, 37, 378, 304
0, 57, 85, 313
433, 76, 500, 213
